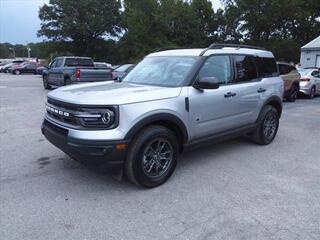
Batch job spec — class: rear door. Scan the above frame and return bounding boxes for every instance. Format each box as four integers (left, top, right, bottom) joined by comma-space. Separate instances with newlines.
229, 55, 264, 125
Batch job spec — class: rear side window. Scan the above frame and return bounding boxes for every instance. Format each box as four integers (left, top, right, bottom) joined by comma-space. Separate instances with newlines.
234, 55, 258, 82
311, 71, 320, 78
65, 58, 94, 67
257, 57, 278, 77
278, 64, 296, 75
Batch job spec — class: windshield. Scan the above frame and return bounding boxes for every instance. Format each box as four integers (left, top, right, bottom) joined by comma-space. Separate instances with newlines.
122, 56, 199, 87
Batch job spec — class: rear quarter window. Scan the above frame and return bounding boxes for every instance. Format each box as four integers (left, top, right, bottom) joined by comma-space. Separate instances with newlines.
278, 64, 296, 75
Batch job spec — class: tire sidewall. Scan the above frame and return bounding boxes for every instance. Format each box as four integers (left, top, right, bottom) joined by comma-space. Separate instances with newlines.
43, 75, 50, 89
289, 85, 298, 102
309, 86, 316, 99
259, 107, 279, 144
129, 127, 178, 188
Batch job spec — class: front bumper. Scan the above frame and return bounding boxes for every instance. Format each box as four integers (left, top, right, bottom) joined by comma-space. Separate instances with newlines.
41, 119, 129, 172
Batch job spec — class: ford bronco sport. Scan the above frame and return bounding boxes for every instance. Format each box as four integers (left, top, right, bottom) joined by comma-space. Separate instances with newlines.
42, 44, 283, 188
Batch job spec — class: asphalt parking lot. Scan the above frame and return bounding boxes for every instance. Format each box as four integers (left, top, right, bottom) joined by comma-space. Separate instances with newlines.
1, 73, 320, 240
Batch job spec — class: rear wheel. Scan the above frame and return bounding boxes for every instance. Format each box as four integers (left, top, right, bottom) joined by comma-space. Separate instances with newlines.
287, 85, 298, 102
14, 70, 20, 75
308, 86, 316, 99
64, 77, 71, 86
252, 105, 279, 145
125, 125, 179, 188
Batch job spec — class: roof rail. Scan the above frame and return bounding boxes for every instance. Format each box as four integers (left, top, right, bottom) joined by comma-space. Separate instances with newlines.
199, 43, 265, 56
209, 43, 265, 50
154, 47, 186, 52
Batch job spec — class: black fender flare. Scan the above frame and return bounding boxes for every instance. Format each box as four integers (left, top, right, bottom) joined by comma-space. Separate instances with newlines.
258, 95, 283, 121
125, 113, 189, 144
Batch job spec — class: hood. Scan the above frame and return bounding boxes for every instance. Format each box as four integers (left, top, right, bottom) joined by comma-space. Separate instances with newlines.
48, 81, 182, 105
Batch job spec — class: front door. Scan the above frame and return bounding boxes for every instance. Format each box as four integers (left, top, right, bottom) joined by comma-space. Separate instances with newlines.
188, 54, 262, 141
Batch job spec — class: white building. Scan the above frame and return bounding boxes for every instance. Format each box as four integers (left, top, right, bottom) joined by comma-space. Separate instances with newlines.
300, 36, 320, 68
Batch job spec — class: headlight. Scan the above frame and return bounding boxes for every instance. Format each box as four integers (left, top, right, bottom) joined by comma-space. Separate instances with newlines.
76, 107, 118, 129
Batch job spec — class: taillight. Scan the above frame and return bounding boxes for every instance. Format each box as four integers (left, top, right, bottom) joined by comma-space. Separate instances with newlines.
75, 68, 80, 79
300, 77, 310, 81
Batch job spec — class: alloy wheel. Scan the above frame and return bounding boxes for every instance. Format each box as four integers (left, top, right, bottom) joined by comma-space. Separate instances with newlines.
142, 138, 173, 178
263, 112, 277, 140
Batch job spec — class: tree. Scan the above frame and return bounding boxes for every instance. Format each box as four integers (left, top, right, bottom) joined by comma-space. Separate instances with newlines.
221, 0, 320, 61
38, 0, 121, 56
120, 0, 169, 62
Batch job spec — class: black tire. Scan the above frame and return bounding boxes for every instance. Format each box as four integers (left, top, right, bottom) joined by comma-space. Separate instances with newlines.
308, 86, 316, 99
43, 75, 51, 89
287, 85, 298, 102
64, 77, 71, 86
13, 70, 20, 75
252, 105, 279, 145
125, 125, 179, 188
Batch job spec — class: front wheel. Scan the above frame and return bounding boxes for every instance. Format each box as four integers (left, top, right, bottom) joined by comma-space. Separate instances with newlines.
43, 75, 51, 89
125, 125, 179, 188
14, 70, 20, 75
252, 105, 279, 145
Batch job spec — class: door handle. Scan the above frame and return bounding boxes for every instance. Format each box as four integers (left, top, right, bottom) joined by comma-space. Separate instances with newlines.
257, 88, 266, 93
224, 92, 237, 98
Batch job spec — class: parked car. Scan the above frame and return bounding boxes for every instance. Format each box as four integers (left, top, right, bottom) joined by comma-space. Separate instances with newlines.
1, 63, 18, 73
112, 64, 135, 80
277, 62, 301, 102
0, 62, 9, 72
94, 62, 112, 69
11, 62, 37, 75
298, 68, 320, 98
42, 56, 113, 89
41, 44, 283, 188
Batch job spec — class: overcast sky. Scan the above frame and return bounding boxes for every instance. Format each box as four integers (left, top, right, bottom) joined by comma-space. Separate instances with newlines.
0, 0, 222, 44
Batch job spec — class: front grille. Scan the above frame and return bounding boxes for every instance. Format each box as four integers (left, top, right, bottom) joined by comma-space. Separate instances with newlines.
45, 98, 119, 130
43, 119, 68, 136
46, 99, 79, 126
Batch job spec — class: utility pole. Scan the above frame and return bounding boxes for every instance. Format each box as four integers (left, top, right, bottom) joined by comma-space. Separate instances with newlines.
27, 47, 31, 59
9, 48, 16, 58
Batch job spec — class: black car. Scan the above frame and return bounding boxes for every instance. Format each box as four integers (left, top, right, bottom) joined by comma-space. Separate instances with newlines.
11, 62, 37, 75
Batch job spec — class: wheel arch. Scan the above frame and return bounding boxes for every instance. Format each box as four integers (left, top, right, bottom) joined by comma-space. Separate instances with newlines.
125, 113, 189, 151
261, 96, 283, 118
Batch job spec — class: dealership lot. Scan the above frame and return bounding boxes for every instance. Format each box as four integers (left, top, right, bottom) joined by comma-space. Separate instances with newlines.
1, 73, 320, 240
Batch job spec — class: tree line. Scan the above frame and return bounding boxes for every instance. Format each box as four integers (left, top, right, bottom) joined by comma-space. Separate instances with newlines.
1, 0, 319, 64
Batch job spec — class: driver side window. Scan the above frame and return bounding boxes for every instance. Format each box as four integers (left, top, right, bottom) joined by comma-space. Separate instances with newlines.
198, 55, 232, 85
50, 60, 57, 68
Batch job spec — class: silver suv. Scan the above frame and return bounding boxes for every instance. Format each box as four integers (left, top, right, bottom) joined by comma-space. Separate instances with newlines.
41, 44, 283, 188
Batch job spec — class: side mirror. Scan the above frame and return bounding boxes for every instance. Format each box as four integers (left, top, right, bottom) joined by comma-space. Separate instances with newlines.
195, 77, 220, 90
